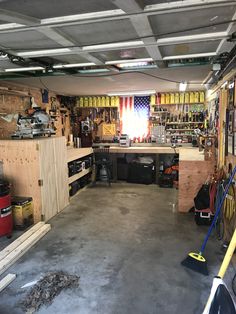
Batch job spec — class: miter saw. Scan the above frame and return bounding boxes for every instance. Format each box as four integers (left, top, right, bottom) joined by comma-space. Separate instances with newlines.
11, 108, 56, 139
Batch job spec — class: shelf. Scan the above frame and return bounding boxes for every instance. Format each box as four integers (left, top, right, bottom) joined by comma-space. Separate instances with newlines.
68, 167, 92, 184
69, 185, 89, 200
67, 147, 93, 163
166, 122, 203, 124
166, 129, 195, 131
151, 103, 204, 106
166, 134, 193, 137
151, 111, 168, 114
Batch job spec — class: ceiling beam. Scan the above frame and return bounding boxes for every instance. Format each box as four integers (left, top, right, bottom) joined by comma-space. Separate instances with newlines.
216, 9, 236, 54
111, 0, 145, 13
0, 9, 40, 25
111, 0, 164, 66
37, 27, 104, 65
38, 27, 76, 47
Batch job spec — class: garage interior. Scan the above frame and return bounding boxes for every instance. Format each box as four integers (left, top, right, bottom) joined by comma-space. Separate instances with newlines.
0, 0, 236, 313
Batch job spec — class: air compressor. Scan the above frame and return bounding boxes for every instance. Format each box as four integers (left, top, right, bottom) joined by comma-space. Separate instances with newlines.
0, 179, 13, 238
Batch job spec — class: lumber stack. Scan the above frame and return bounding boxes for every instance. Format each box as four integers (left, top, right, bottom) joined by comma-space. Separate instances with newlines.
0, 274, 16, 292
0, 222, 51, 276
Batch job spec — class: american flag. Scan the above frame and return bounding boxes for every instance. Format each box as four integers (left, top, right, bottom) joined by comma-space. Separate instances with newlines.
119, 95, 150, 140
119, 96, 134, 136
133, 96, 150, 141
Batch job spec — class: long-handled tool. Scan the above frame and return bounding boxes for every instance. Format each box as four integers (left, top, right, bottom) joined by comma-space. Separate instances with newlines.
202, 228, 236, 313
181, 166, 236, 276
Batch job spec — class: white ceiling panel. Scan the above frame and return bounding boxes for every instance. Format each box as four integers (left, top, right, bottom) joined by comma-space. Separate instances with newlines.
0, 30, 61, 49
0, 0, 118, 19
50, 54, 92, 64
149, 5, 236, 37
92, 47, 150, 61
58, 19, 139, 46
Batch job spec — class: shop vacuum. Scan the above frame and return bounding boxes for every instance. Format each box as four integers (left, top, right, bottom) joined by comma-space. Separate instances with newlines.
0, 179, 13, 238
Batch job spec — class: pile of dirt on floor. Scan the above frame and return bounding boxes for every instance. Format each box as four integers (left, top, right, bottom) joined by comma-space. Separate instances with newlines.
21, 271, 80, 313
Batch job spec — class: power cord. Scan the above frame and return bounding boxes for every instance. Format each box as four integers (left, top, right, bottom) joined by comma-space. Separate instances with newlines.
232, 272, 236, 296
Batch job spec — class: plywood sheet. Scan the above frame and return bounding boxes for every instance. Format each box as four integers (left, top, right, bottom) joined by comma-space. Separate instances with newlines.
38, 138, 58, 221
178, 160, 215, 212
179, 147, 205, 161
0, 139, 42, 222
53, 137, 69, 212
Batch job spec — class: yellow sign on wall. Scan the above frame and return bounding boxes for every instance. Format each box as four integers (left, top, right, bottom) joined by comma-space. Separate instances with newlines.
102, 123, 116, 136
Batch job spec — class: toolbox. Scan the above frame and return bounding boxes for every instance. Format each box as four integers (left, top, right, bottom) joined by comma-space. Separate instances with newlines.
127, 162, 154, 185
11, 196, 33, 229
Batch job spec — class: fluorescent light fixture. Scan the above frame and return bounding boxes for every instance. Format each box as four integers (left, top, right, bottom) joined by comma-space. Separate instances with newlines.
107, 90, 156, 96
157, 32, 227, 45
41, 9, 125, 24
179, 81, 187, 92
0, 23, 24, 30
5, 66, 44, 72
163, 52, 217, 60
53, 62, 95, 69
17, 48, 71, 57
83, 41, 143, 51
105, 58, 153, 65
78, 68, 110, 74
116, 61, 156, 69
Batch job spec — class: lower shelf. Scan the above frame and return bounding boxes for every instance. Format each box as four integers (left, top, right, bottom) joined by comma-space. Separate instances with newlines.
69, 184, 91, 200
68, 167, 92, 184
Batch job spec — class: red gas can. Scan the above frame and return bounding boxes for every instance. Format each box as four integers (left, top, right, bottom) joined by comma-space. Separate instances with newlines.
0, 180, 13, 237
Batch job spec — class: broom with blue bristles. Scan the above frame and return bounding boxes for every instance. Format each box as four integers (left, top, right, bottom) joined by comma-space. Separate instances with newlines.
181, 166, 236, 276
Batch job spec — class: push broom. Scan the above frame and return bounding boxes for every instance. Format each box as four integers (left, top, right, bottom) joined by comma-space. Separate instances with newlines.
181, 166, 236, 276
202, 228, 236, 313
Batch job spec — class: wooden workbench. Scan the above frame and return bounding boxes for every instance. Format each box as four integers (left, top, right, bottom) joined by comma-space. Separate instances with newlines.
107, 145, 178, 183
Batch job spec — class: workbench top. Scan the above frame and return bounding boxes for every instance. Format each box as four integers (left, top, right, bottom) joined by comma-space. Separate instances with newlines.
108, 146, 178, 154
67, 145, 205, 161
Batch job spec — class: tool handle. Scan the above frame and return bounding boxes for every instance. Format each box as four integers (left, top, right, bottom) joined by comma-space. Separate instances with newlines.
218, 228, 236, 278
200, 166, 236, 254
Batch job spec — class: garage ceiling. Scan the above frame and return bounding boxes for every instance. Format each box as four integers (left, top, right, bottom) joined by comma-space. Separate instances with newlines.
0, 0, 235, 94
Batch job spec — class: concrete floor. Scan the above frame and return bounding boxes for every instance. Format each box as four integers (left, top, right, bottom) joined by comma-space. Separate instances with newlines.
0, 183, 234, 314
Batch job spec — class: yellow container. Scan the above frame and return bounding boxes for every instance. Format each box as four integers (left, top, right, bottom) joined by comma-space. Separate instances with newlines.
12, 197, 34, 229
